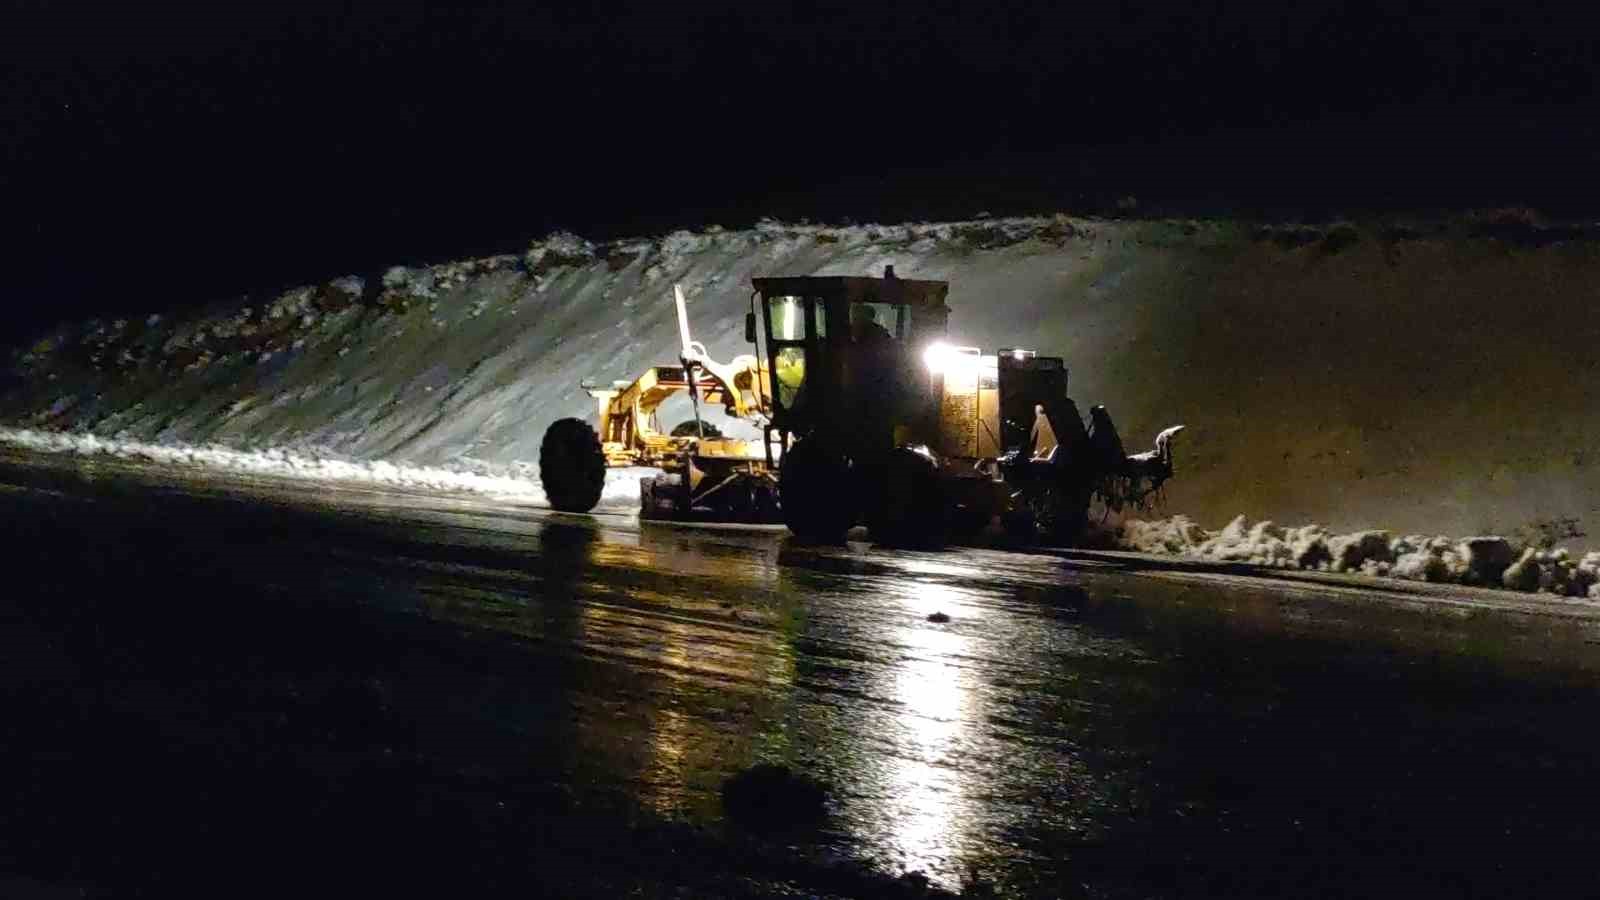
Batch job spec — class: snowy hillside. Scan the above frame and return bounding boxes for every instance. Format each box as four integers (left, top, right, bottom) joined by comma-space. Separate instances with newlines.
5, 213, 1600, 549
3, 217, 1141, 474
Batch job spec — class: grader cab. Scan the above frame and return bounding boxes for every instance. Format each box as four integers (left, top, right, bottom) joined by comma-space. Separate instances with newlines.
539, 269, 1185, 545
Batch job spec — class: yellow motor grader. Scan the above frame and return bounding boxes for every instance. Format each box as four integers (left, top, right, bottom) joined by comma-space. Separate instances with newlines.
539, 269, 1184, 545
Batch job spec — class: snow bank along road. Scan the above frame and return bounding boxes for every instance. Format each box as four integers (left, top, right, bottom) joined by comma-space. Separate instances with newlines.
4, 452, 1600, 897
6, 213, 1600, 544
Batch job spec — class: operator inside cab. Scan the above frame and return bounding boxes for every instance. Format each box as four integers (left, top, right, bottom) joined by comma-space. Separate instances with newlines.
850, 304, 893, 343
776, 350, 806, 394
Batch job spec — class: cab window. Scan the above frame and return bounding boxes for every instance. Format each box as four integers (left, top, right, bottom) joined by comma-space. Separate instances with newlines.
768, 296, 806, 341
766, 295, 818, 412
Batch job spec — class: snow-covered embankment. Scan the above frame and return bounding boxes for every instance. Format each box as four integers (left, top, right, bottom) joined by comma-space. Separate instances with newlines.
5, 212, 1600, 593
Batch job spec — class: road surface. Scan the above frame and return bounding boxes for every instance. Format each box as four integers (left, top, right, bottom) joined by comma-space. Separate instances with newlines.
2, 451, 1598, 898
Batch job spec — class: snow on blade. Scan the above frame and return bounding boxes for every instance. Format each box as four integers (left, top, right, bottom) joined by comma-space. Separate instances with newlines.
0, 427, 646, 510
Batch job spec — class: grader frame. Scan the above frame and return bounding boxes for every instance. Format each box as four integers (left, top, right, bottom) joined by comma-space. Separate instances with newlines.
573, 287, 782, 520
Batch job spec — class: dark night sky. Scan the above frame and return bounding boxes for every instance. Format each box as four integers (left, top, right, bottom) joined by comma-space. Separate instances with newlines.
2, 1, 1596, 339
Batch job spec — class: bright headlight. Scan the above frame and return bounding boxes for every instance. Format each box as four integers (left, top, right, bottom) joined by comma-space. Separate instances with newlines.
925, 342, 983, 379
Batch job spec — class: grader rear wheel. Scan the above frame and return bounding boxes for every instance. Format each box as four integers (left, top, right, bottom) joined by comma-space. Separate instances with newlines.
540, 417, 606, 512
867, 446, 948, 548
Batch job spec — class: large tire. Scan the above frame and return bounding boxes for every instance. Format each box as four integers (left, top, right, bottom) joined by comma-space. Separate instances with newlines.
540, 418, 606, 512
867, 445, 948, 548
779, 440, 853, 543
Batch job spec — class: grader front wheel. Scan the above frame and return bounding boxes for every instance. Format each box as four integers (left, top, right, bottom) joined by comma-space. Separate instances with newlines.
540, 418, 606, 512
779, 440, 854, 543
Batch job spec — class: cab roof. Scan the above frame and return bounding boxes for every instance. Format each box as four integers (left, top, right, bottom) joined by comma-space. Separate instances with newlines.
752, 272, 950, 309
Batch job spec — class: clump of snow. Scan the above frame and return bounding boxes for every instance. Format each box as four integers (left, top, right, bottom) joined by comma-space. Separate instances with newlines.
329, 275, 365, 299
1535, 549, 1577, 595
0, 427, 643, 510
1186, 515, 1258, 560
1459, 537, 1517, 585
1392, 550, 1449, 582
1328, 530, 1393, 573
1120, 515, 1339, 570
381, 266, 409, 288
1119, 515, 1208, 555
1575, 552, 1600, 598
660, 229, 713, 259
1290, 526, 1334, 569
1389, 535, 1468, 583
1119, 514, 1600, 600
524, 231, 596, 271
1502, 548, 1542, 592
381, 266, 438, 301
643, 229, 725, 283
1194, 516, 1293, 565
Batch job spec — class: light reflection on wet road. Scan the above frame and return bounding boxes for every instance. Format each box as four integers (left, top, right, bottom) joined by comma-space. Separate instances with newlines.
5, 453, 1600, 897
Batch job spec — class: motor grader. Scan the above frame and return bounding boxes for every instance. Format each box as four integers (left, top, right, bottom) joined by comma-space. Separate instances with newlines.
539, 269, 1184, 545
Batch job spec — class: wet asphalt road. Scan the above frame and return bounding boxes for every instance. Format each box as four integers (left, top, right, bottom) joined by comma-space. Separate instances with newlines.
3, 453, 1600, 898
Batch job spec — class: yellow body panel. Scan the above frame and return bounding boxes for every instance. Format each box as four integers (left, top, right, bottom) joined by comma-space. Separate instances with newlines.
587, 357, 773, 472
